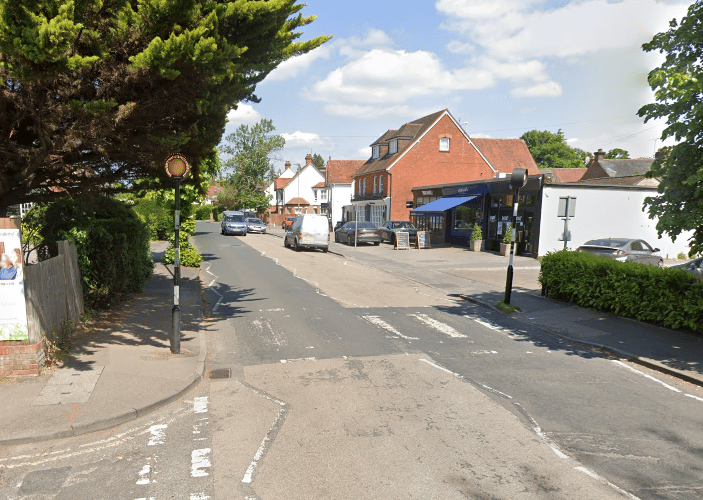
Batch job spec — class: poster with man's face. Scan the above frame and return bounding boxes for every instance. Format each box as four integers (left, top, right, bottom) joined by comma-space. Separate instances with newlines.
0, 229, 28, 341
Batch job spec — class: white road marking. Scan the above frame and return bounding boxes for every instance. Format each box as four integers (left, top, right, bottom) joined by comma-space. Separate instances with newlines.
685, 393, 703, 403
280, 357, 316, 363
419, 358, 459, 377
575, 467, 642, 500
136, 460, 152, 485
191, 448, 212, 478
513, 403, 568, 459
190, 495, 211, 500
362, 315, 418, 340
479, 383, 513, 399
194, 396, 209, 414
613, 360, 681, 393
471, 350, 498, 355
410, 313, 467, 338
147, 424, 167, 446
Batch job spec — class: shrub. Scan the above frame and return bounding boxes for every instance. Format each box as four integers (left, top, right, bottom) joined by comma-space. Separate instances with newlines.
162, 238, 202, 267
470, 223, 483, 241
180, 216, 196, 236
502, 223, 513, 244
132, 198, 173, 240
22, 197, 153, 310
194, 205, 213, 220
539, 250, 703, 334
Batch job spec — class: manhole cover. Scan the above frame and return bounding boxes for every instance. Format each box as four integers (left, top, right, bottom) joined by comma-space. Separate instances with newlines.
209, 368, 231, 379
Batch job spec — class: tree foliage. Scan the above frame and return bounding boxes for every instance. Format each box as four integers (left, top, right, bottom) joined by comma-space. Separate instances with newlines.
638, 1, 703, 255
521, 129, 588, 169
0, 0, 330, 213
312, 153, 325, 169
604, 148, 630, 159
217, 118, 283, 214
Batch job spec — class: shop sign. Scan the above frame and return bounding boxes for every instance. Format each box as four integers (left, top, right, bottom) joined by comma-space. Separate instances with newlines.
0, 228, 28, 341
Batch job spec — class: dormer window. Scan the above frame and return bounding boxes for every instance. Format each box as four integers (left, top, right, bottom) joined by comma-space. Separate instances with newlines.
372, 145, 380, 159
389, 140, 398, 154
439, 137, 450, 152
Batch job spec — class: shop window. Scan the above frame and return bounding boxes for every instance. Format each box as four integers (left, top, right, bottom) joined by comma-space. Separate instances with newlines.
439, 137, 450, 152
453, 206, 479, 234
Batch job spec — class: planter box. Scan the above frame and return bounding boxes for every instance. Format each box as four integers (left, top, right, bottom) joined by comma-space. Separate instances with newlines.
500, 243, 511, 256
470, 240, 482, 252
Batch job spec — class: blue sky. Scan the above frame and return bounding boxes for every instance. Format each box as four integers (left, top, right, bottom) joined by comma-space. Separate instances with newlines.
223, 0, 692, 172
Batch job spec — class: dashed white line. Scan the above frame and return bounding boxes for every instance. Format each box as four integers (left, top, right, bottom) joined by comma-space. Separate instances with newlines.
280, 357, 316, 363
410, 313, 467, 338
362, 315, 418, 340
136, 460, 152, 485
685, 393, 703, 403
191, 448, 212, 478
419, 358, 460, 377
613, 360, 681, 393
147, 424, 167, 446
194, 396, 209, 414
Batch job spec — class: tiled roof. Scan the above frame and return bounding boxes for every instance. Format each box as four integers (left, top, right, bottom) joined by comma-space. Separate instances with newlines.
576, 175, 660, 187
471, 138, 540, 175
540, 167, 587, 183
286, 197, 310, 206
312, 182, 326, 188
354, 109, 447, 176
274, 177, 292, 190
326, 160, 365, 184
596, 159, 654, 177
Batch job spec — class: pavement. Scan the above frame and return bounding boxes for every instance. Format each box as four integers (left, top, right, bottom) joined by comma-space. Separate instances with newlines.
2, 227, 701, 447
0, 242, 206, 446
267, 226, 703, 388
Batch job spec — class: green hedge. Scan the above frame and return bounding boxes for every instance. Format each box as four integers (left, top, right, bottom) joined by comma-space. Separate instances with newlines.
23, 197, 153, 310
539, 250, 703, 334
162, 238, 202, 267
132, 198, 172, 240
193, 204, 213, 220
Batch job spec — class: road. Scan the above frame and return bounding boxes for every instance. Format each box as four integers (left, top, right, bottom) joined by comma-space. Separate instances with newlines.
2, 221, 702, 500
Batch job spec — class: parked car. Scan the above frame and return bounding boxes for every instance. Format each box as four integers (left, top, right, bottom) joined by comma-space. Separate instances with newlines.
282, 217, 296, 231
380, 220, 418, 244
284, 214, 330, 252
334, 221, 382, 246
334, 221, 345, 231
246, 217, 267, 234
577, 238, 663, 266
669, 256, 703, 280
221, 211, 247, 236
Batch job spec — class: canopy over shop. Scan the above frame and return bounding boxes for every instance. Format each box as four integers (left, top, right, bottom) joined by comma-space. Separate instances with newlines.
410, 176, 544, 255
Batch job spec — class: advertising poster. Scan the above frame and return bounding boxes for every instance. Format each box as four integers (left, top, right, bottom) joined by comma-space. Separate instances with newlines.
0, 229, 28, 341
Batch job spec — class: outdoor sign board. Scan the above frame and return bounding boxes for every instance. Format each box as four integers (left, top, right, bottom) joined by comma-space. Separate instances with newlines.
0, 228, 28, 341
394, 231, 410, 250
416, 231, 431, 249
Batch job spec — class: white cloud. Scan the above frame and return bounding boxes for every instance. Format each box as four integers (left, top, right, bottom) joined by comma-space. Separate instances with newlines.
226, 104, 261, 125
264, 44, 333, 82
511, 81, 563, 97
281, 131, 323, 146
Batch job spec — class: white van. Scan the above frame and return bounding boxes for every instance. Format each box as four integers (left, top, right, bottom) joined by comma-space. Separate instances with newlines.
283, 214, 330, 252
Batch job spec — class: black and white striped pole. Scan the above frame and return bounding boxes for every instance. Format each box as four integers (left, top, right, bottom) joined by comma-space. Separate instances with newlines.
504, 168, 527, 305
165, 154, 190, 354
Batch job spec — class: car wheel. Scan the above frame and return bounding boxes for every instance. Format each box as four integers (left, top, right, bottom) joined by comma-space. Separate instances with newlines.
347, 236, 353, 246
391, 234, 396, 245
294, 238, 300, 251
322, 247, 328, 253
374, 242, 380, 246
284, 237, 289, 248
658, 259, 664, 267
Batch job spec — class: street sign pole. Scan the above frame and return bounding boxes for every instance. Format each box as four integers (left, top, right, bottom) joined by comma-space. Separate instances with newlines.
504, 168, 527, 305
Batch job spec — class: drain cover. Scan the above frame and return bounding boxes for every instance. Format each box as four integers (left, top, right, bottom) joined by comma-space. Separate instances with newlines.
209, 368, 231, 379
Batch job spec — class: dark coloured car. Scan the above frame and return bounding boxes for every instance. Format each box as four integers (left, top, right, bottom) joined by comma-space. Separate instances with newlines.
669, 256, 703, 280
577, 238, 663, 266
380, 220, 418, 244
246, 217, 267, 234
282, 217, 296, 231
334, 221, 382, 246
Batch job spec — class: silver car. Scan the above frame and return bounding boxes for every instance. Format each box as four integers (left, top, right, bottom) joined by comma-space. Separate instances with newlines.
246, 217, 267, 234
221, 211, 247, 236
577, 238, 663, 266
669, 256, 703, 280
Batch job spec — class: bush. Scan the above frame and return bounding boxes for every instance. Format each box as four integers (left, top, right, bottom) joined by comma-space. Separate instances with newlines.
23, 196, 153, 310
180, 216, 196, 236
471, 223, 483, 241
132, 198, 173, 240
502, 223, 513, 244
162, 238, 202, 267
194, 205, 213, 220
539, 250, 703, 333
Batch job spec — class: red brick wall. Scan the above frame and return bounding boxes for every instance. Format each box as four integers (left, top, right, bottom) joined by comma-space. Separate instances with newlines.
389, 114, 494, 221
0, 341, 44, 376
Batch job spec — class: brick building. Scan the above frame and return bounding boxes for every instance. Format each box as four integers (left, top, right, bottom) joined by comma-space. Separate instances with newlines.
350, 109, 539, 224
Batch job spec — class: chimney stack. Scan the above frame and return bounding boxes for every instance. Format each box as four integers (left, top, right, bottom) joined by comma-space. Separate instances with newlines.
305, 153, 313, 165
284, 160, 292, 170
594, 148, 605, 162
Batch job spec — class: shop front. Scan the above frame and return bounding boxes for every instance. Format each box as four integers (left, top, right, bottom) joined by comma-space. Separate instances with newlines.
410, 176, 544, 255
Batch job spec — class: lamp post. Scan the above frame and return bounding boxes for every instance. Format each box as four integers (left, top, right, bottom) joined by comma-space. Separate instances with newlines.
165, 154, 190, 354
504, 168, 528, 305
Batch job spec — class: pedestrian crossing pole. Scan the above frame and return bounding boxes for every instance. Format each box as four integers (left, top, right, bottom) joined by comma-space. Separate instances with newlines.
504, 168, 527, 305
165, 154, 190, 354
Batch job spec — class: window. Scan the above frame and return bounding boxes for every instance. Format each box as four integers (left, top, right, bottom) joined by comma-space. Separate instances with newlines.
363, 178, 367, 195
314, 190, 318, 202
295, 206, 302, 215
379, 176, 383, 194
372, 145, 380, 159
321, 190, 327, 201
373, 176, 377, 194
439, 137, 450, 152
389, 140, 398, 154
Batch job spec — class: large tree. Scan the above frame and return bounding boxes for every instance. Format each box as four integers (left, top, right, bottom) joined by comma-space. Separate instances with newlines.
521, 129, 588, 169
217, 118, 284, 214
638, 1, 703, 256
604, 148, 630, 159
0, 0, 330, 213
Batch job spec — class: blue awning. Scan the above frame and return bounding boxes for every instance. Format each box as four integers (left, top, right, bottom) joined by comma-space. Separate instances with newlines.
410, 196, 477, 215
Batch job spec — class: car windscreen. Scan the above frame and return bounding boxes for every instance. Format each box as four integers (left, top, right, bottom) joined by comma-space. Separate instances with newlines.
354, 222, 377, 229
248, 218, 263, 224
584, 238, 629, 247
224, 214, 244, 222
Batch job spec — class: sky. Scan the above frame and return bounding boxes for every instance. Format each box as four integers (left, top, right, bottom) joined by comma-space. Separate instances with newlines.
222, 0, 692, 173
